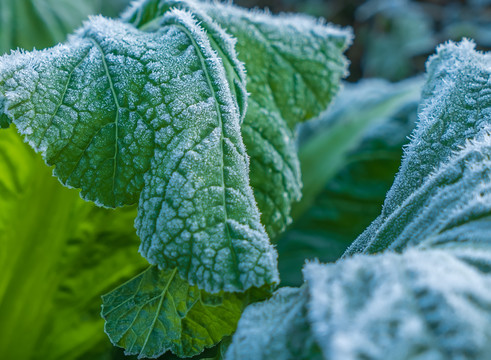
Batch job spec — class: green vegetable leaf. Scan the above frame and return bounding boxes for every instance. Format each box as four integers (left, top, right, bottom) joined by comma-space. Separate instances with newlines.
0, 9, 278, 292
123, 0, 352, 239
102, 266, 251, 359
346, 39, 491, 256
278, 77, 422, 286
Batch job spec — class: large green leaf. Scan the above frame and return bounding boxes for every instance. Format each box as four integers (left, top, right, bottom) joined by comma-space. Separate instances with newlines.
123, 0, 352, 239
0, 127, 147, 359
0, 9, 277, 292
0, 0, 351, 293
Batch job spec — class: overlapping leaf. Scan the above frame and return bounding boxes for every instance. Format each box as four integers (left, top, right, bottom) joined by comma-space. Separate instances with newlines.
123, 0, 352, 239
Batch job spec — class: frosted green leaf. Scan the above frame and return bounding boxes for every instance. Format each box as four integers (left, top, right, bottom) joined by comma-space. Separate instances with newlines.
346, 39, 491, 255
102, 266, 246, 359
225, 287, 322, 360
303, 251, 491, 360
123, 0, 352, 239
0, 10, 278, 292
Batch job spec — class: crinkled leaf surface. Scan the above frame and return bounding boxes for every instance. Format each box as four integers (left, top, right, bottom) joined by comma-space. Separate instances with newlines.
303, 251, 491, 360
0, 8, 278, 292
346, 39, 491, 256
278, 77, 422, 286
102, 266, 256, 359
0, 127, 147, 360
123, 0, 352, 239
225, 287, 322, 360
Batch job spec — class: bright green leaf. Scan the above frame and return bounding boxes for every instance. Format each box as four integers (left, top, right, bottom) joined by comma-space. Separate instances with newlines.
102, 266, 253, 359
0, 127, 147, 360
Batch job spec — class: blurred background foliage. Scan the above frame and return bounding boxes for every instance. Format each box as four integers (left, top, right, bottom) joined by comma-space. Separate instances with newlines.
236, 0, 491, 81
0, 0, 490, 359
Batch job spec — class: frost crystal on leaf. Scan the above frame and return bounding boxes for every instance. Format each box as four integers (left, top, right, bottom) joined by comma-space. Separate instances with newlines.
303, 251, 491, 360
347, 39, 491, 255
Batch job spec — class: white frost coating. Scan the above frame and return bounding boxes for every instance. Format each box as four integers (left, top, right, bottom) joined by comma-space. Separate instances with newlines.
303, 250, 491, 360
346, 40, 491, 255
121, 0, 352, 240
225, 287, 317, 360
135, 9, 279, 293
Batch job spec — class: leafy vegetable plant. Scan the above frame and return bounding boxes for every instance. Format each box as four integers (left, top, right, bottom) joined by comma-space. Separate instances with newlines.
0, 0, 490, 359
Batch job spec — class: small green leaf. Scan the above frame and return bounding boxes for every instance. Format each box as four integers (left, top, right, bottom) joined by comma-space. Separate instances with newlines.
102, 266, 248, 359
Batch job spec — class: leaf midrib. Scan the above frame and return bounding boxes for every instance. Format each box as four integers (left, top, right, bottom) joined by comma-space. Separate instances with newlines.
88, 37, 121, 205
174, 23, 242, 289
